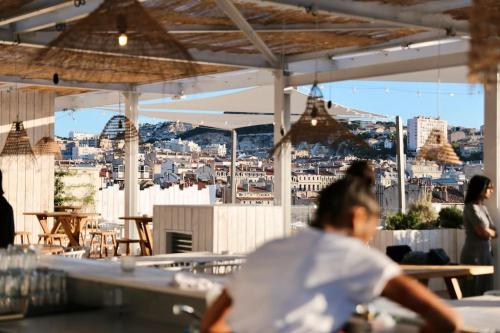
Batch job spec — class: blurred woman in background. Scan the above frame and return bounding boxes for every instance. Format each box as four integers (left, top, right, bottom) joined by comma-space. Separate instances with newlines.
461, 175, 497, 296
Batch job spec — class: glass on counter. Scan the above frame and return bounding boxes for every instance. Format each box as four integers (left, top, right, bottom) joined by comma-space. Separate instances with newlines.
0, 245, 68, 316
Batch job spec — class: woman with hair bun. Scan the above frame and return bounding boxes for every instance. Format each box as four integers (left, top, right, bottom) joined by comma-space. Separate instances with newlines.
346, 160, 375, 187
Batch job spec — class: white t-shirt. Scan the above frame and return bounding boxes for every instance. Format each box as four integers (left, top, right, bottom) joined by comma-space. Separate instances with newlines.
226, 228, 401, 333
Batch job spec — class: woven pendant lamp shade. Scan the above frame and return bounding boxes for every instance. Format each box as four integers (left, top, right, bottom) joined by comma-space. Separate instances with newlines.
416, 129, 462, 165
468, 0, 500, 85
33, 137, 62, 159
34, 0, 197, 83
0, 121, 35, 158
271, 83, 368, 156
100, 115, 140, 143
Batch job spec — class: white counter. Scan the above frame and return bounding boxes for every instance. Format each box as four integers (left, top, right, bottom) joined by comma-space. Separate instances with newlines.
40, 256, 206, 299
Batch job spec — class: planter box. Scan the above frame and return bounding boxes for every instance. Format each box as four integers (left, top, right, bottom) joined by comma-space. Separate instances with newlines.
370, 229, 466, 263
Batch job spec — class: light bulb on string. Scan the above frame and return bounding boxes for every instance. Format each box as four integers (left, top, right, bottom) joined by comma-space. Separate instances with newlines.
311, 105, 318, 127
116, 14, 128, 47
118, 33, 128, 47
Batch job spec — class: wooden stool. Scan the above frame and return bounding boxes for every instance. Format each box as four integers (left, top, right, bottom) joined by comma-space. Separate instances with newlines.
14, 231, 31, 245
89, 231, 117, 258
38, 233, 66, 246
114, 239, 141, 256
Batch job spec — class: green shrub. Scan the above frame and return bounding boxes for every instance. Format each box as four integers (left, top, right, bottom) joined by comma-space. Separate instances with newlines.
385, 211, 425, 230
437, 207, 463, 229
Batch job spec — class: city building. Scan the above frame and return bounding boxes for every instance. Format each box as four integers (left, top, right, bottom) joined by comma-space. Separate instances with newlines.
407, 116, 448, 151
206, 143, 227, 157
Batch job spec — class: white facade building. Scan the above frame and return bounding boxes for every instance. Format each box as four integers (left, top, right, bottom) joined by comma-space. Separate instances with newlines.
407, 116, 448, 151
161, 139, 200, 153
69, 131, 99, 140
72, 145, 101, 160
160, 159, 178, 177
206, 144, 227, 157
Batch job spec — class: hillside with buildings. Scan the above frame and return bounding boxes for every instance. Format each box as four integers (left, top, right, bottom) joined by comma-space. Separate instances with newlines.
55, 116, 484, 222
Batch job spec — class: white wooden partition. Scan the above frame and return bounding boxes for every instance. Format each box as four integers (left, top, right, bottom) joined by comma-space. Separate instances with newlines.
153, 205, 284, 254
96, 184, 216, 222
0, 90, 55, 242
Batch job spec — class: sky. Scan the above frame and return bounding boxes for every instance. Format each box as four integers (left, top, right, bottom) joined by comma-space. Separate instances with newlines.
55, 80, 485, 137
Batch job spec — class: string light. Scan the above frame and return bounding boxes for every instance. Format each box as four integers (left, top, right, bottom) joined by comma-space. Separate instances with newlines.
299, 85, 483, 97
118, 33, 128, 47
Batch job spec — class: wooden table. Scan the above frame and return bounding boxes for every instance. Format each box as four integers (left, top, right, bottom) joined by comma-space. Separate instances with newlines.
402, 265, 494, 300
55, 205, 82, 213
25, 212, 100, 247
119, 216, 153, 256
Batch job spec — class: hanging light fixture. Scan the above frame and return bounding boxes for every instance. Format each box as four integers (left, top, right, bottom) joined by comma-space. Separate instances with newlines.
116, 14, 128, 47
270, 83, 368, 157
100, 115, 139, 143
0, 120, 35, 158
33, 136, 62, 160
416, 128, 461, 165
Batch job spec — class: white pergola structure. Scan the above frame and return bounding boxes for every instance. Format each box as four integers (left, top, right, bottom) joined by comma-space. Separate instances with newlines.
1, 0, 499, 282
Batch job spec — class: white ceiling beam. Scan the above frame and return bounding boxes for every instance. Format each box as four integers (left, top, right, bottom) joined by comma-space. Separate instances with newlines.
0, 74, 131, 92
0, 31, 270, 69
167, 23, 402, 33
13, 0, 102, 33
55, 91, 162, 111
287, 31, 454, 73
214, 0, 281, 68
287, 39, 469, 86
286, 30, 448, 63
0, 0, 73, 27
259, 0, 469, 33
405, 0, 471, 13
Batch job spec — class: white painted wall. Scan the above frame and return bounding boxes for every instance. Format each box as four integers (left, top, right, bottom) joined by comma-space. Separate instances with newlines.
0, 90, 55, 242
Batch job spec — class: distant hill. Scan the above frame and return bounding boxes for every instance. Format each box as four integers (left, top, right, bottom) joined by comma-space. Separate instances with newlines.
139, 121, 192, 143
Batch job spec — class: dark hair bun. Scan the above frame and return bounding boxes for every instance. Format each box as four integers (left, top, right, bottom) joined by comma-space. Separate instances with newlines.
345, 160, 375, 187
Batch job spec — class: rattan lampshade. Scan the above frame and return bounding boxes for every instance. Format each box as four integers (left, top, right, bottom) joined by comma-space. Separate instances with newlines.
0, 121, 35, 158
99, 115, 140, 143
271, 83, 368, 156
33, 0, 197, 83
416, 129, 462, 165
468, 0, 500, 85
33, 136, 62, 159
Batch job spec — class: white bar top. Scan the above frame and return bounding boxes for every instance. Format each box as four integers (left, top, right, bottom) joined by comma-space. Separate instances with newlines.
370, 296, 500, 331
40, 256, 207, 299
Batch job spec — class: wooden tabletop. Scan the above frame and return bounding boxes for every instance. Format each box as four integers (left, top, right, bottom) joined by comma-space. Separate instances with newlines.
401, 265, 494, 279
119, 216, 153, 221
24, 212, 100, 217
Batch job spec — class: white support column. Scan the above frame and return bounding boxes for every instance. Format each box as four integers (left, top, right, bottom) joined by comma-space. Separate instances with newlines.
123, 91, 140, 238
396, 116, 406, 213
273, 71, 292, 235
483, 71, 500, 288
231, 129, 237, 204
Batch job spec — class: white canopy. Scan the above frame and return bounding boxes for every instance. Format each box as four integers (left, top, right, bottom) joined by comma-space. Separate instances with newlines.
134, 86, 387, 130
